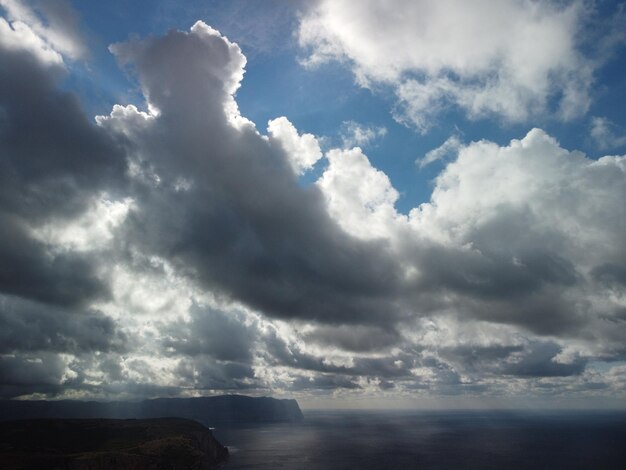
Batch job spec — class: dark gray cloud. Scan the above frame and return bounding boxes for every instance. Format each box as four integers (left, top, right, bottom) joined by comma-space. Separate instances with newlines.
0, 295, 126, 354
161, 304, 256, 362
416, 237, 579, 303
406, 215, 588, 336
438, 344, 523, 373
290, 374, 360, 391
351, 357, 413, 380
500, 342, 587, 378
0, 216, 108, 307
0, 47, 125, 221
0, 38, 126, 308
456, 291, 587, 337
104, 23, 404, 327
434, 340, 588, 381
0, 10, 129, 399
0, 353, 66, 398
260, 325, 415, 382
0, 293, 127, 399
303, 325, 400, 352
261, 327, 351, 375
175, 356, 258, 391
591, 263, 626, 287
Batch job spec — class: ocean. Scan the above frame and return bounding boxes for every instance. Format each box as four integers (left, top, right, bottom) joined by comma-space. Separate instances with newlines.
213, 410, 626, 469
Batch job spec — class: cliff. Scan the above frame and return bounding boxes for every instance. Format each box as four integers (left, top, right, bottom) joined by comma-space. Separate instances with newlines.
0, 394, 304, 427
0, 418, 229, 469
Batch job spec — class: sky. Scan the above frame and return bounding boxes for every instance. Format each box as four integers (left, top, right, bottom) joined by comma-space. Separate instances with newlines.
0, 0, 625, 409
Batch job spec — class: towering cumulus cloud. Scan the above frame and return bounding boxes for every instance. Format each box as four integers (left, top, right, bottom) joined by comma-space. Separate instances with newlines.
99, 22, 402, 326
1, 6, 625, 404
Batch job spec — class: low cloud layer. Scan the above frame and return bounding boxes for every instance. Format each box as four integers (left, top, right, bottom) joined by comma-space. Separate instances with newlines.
0, 4, 625, 405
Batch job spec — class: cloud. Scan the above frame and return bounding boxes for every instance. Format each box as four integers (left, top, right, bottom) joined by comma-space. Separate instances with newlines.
591, 263, 626, 288
340, 121, 387, 149
0, 216, 108, 307
0, 353, 67, 398
0, 295, 126, 355
418, 134, 462, 168
411, 129, 625, 268
317, 146, 403, 240
318, 126, 625, 342
299, 0, 602, 130
0, 0, 86, 65
174, 356, 258, 391
500, 342, 586, 378
1, 12, 625, 402
590, 116, 626, 150
0, 2, 132, 399
0, 13, 127, 309
412, 129, 626, 335
290, 374, 360, 390
303, 325, 399, 353
99, 21, 403, 327
0, 45, 125, 220
161, 303, 256, 362
267, 116, 322, 174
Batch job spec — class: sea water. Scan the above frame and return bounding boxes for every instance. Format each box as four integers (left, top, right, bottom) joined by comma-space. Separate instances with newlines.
213, 410, 626, 469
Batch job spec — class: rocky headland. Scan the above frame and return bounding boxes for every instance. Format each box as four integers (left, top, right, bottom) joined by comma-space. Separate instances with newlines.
0, 417, 229, 469
0, 394, 304, 427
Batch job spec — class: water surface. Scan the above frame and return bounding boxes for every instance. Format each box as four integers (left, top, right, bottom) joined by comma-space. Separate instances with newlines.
214, 410, 626, 469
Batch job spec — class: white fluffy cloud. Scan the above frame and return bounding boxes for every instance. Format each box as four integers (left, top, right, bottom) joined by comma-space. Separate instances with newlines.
411, 128, 625, 260
317, 147, 403, 241
590, 116, 626, 151
267, 116, 322, 174
0, 0, 85, 66
340, 121, 387, 149
299, 0, 596, 130
418, 134, 463, 168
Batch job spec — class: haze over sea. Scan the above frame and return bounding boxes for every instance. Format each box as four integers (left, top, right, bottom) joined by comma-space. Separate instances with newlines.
215, 410, 626, 470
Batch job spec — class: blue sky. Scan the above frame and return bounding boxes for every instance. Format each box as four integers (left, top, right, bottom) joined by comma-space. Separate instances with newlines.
1, 0, 626, 407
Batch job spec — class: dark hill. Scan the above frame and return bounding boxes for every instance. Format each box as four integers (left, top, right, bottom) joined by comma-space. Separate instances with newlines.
0, 395, 304, 427
0, 418, 228, 469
